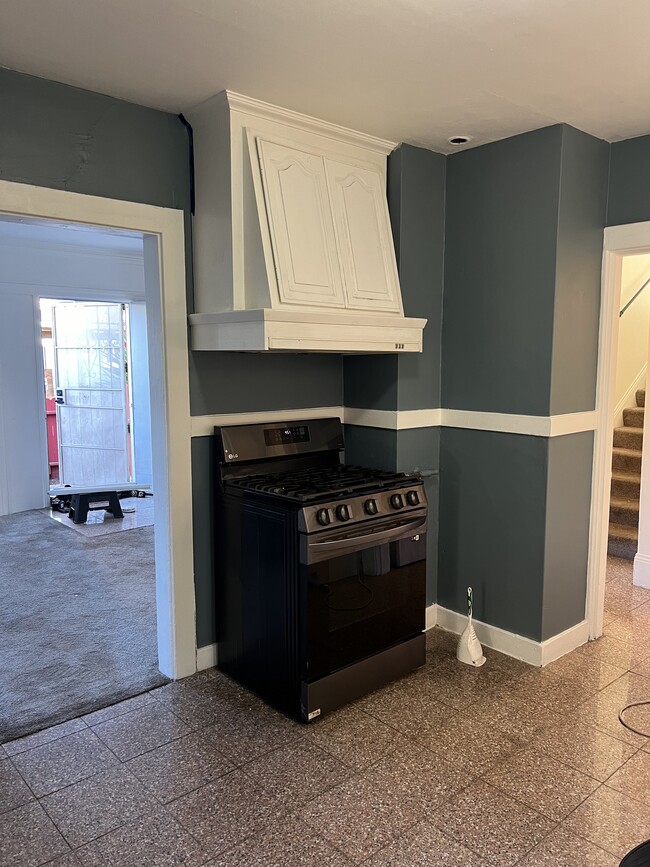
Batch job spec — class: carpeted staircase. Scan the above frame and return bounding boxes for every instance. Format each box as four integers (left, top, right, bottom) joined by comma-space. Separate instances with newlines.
609, 388, 645, 559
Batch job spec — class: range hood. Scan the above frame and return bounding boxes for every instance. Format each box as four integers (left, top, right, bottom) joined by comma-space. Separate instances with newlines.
187, 91, 426, 354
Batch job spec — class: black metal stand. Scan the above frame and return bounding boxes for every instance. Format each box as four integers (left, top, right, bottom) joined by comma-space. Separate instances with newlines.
68, 491, 124, 524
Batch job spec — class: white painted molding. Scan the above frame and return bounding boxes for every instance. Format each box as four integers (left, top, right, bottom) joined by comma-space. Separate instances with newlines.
191, 90, 398, 155
614, 364, 647, 429
196, 643, 218, 671
435, 606, 543, 665
191, 406, 345, 438
633, 552, 650, 589
425, 603, 438, 631
540, 619, 590, 665
0, 179, 196, 682
190, 406, 598, 438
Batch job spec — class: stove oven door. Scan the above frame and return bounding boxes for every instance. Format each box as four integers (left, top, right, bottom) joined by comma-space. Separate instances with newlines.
300, 511, 427, 684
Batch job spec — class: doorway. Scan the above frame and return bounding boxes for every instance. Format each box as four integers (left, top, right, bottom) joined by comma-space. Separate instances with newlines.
0, 179, 195, 697
588, 221, 650, 638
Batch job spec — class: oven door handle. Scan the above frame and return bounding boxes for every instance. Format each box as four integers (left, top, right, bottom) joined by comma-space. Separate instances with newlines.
302, 515, 427, 564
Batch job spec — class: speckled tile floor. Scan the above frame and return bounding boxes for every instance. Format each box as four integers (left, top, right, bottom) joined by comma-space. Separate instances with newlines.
2, 556, 650, 866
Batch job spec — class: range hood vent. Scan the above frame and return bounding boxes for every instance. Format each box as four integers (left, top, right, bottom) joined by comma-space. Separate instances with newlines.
187, 91, 426, 354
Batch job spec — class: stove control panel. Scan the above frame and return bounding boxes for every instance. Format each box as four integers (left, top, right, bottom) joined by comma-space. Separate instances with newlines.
299, 483, 426, 534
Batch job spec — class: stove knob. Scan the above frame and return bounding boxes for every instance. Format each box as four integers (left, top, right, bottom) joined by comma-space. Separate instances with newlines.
364, 498, 378, 515
406, 490, 420, 506
336, 504, 351, 521
390, 493, 404, 510
316, 508, 331, 526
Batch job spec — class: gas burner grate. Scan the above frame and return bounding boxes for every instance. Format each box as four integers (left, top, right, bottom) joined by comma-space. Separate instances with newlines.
227, 464, 417, 503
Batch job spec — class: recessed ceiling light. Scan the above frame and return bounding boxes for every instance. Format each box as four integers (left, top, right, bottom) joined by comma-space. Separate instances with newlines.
448, 135, 473, 146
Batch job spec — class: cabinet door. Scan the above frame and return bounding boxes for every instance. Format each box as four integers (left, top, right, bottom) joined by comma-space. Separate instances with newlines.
324, 159, 402, 313
257, 139, 345, 308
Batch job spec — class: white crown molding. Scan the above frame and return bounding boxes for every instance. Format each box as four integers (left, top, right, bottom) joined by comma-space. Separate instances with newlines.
190, 406, 599, 438
189, 90, 397, 155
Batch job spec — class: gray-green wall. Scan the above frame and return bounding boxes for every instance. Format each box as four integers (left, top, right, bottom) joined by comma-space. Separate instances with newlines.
439, 124, 607, 641
608, 135, 650, 226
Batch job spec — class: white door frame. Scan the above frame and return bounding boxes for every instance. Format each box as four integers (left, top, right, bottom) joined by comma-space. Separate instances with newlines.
0, 180, 196, 680
587, 220, 650, 637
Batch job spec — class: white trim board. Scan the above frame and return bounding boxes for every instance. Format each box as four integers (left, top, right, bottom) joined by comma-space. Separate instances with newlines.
190, 406, 598, 438
196, 643, 218, 671
425, 604, 589, 667
633, 552, 650, 589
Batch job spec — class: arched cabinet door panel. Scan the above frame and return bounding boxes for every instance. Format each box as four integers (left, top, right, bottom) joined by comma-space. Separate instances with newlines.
324, 159, 403, 313
256, 139, 345, 308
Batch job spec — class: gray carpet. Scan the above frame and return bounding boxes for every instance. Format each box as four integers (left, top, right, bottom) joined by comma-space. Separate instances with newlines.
0, 509, 167, 743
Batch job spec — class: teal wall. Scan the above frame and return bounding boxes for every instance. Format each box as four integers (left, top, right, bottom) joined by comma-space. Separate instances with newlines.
608, 135, 650, 226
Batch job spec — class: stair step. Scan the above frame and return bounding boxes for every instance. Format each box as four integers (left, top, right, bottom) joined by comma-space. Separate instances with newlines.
609, 496, 640, 527
624, 406, 645, 427
608, 522, 638, 560
611, 471, 641, 500
613, 426, 644, 450
637, 388, 646, 408
612, 447, 643, 473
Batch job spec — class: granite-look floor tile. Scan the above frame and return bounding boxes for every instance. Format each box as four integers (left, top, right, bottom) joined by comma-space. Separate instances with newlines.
533, 719, 637, 781
205, 814, 352, 866
40, 765, 158, 848
359, 675, 456, 739
3, 718, 87, 757
81, 692, 156, 727
517, 824, 619, 866
126, 730, 235, 803
90, 704, 192, 761
431, 780, 555, 867
0, 802, 69, 867
297, 774, 419, 862
364, 820, 484, 867
76, 811, 208, 867
505, 668, 599, 714
169, 769, 283, 853
148, 676, 250, 728
307, 705, 402, 771
577, 635, 650, 669
418, 710, 523, 776
631, 656, 650, 678
0, 758, 34, 814
604, 579, 650, 616
482, 748, 600, 820
241, 737, 350, 804
605, 750, 650, 805
363, 740, 468, 814
565, 785, 650, 858
200, 703, 303, 766
463, 690, 566, 741
604, 614, 650, 649
576, 672, 650, 746
545, 652, 626, 691
11, 729, 119, 798
46, 854, 84, 866
414, 655, 515, 710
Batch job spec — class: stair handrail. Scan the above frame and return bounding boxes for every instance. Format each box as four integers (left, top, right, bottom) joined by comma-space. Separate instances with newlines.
620, 275, 650, 317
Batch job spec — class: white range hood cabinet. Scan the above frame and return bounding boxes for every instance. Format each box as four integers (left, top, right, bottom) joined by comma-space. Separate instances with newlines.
187, 91, 426, 353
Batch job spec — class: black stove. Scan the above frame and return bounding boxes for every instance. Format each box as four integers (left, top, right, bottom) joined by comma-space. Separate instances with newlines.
213, 417, 427, 722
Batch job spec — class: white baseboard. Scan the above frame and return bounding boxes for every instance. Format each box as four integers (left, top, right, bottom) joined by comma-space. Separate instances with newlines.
196, 643, 218, 671
425, 603, 438, 631
633, 552, 650, 588
427, 605, 588, 667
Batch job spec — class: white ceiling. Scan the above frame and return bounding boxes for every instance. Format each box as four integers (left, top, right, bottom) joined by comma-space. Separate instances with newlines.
2, 0, 650, 153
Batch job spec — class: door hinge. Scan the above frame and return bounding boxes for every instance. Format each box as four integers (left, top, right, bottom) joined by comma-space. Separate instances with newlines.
127, 422, 131, 434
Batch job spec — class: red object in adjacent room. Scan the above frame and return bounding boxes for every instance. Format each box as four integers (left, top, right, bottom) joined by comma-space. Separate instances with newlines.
46, 397, 59, 482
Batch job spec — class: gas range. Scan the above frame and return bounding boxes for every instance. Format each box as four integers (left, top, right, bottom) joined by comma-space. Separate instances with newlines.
225, 463, 424, 533
213, 417, 427, 721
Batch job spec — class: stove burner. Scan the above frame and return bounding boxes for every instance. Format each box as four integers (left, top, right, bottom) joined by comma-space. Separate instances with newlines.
227, 464, 417, 503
